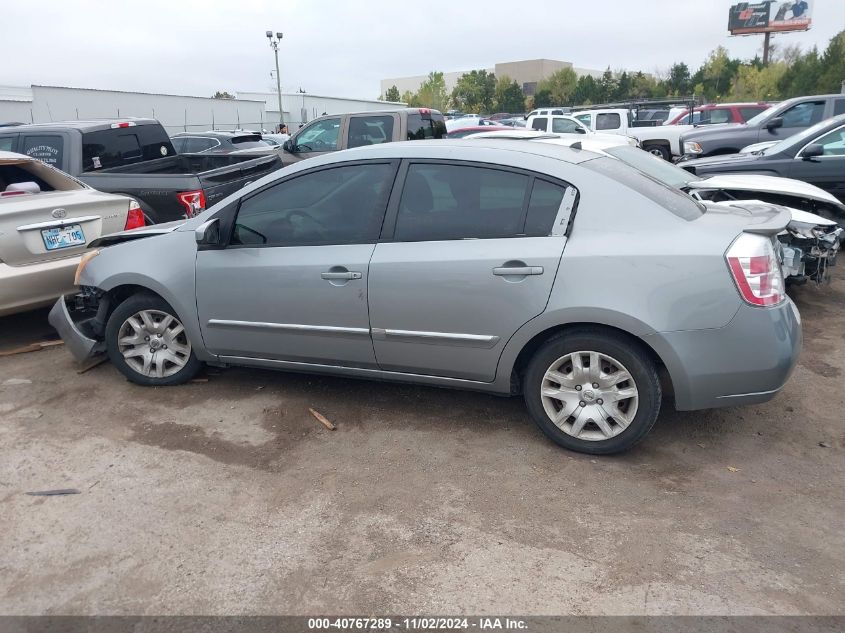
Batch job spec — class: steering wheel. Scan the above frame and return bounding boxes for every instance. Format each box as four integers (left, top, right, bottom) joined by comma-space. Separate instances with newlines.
287, 209, 326, 230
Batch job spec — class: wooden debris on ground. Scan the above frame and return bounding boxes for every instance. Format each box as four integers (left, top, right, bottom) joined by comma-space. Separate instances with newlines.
76, 356, 108, 374
309, 407, 336, 431
0, 340, 64, 357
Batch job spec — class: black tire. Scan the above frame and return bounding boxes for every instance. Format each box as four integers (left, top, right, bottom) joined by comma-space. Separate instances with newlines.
644, 144, 671, 161
105, 293, 201, 386
523, 329, 661, 455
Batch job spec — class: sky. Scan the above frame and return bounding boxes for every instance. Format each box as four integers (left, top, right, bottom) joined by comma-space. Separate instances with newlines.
2, 0, 844, 100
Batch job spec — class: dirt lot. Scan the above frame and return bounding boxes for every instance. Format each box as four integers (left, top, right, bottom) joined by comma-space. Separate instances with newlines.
1, 277, 843, 616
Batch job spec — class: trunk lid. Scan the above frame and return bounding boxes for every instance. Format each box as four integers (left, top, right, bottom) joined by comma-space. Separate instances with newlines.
0, 189, 130, 266
689, 174, 845, 211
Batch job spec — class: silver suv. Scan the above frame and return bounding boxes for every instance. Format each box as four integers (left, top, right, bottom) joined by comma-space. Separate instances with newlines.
50, 140, 802, 454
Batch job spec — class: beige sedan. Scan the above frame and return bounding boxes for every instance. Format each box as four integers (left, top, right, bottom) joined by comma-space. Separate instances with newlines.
0, 151, 143, 316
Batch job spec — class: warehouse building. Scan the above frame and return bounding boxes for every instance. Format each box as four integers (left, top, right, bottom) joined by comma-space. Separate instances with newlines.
0, 85, 405, 134
381, 58, 605, 98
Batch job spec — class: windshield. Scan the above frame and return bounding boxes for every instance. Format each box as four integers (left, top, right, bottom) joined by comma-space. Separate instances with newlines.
762, 117, 841, 156
604, 145, 701, 189
744, 104, 779, 127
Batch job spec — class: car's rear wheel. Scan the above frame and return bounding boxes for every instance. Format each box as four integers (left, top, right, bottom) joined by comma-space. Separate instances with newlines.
523, 330, 661, 454
105, 294, 201, 386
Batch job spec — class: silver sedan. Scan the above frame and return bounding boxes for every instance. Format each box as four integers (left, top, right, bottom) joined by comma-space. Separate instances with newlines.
50, 140, 801, 454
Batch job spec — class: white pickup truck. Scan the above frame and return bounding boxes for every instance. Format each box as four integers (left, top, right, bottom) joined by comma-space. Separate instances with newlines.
572, 109, 694, 161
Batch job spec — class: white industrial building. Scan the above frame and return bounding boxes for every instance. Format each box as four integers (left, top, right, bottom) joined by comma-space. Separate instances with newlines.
0, 85, 405, 134
238, 91, 406, 129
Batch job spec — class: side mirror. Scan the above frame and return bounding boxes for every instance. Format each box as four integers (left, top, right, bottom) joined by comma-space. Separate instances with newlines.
195, 218, 221, 247
283, 139, 296, 152
802, 143, 824, 160
575, 127, 586, 134
766, 117, 784, 131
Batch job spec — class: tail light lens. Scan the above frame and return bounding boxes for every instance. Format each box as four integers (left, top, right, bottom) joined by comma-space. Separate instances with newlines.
124, 201, 145, 230
177, 189, 206, 218
726, 233, 785, 306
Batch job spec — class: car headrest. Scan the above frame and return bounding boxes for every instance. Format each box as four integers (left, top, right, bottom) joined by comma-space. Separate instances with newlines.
5, 181, 41, 194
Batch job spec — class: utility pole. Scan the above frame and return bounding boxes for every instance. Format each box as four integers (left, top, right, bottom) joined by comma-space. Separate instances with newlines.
266, 31, 284, 129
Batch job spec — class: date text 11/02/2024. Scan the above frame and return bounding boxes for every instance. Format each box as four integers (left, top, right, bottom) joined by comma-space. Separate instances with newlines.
307, 617, 529, 630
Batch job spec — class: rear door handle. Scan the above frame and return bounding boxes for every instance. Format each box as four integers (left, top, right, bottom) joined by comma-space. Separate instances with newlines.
493, 266, 544, 276
321, 271, 362, 280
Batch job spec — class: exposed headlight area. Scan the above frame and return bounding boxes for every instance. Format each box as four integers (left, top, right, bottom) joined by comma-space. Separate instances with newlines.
684, 141, 703, 155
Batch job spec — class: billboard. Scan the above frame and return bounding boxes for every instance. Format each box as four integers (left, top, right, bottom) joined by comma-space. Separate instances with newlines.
728, 1, 812, 35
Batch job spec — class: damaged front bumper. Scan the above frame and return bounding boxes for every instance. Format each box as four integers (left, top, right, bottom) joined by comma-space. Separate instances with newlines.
47, 288, 109, 362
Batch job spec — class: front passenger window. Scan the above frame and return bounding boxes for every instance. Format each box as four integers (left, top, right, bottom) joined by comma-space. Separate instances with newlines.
232, 163, 394, 246
294, 118, 341, 152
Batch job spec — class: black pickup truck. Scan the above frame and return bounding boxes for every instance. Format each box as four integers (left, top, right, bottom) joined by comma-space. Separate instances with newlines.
0, 119, 282, 223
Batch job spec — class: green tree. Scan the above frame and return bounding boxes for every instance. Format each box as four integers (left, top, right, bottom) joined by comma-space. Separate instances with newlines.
532, 88, 553, 108
537, 67, 578, 106
416, 72, 449, 111
613, 71, 632, 101
598, 68, 617, 103
212, 90, 235, 99
817, 31, 845, 93
666, 62, 691, 95
573, 75, 600, 105
383, 85, 401, 102
451, 70, 497, 113
778, 46, 822, 98
694, 47, 741, 100
494, 76, 525, 113
729, 62, 788, 101
630, 71, 658, 99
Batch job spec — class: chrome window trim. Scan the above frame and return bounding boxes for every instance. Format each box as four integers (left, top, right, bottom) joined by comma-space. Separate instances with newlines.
795, 123, 845, 159
207, 319, 369, 337
17, 215, 101, 231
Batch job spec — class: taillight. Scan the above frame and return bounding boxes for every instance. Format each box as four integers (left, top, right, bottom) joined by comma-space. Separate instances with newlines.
124, 201, 145, 230
726, 233, 785, 307
177, 189, 206, 218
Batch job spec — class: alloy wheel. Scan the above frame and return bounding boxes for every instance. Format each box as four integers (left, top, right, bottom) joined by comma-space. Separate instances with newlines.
540, 350, 639, 441
117, 309, 191, 378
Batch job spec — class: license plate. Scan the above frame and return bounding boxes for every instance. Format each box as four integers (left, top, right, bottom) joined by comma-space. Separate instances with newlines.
41, 224, 86, 250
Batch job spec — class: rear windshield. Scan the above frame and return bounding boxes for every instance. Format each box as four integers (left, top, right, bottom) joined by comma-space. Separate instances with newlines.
407, 112, 447, 140
82, 124, 175, 171
582, 156, 705, 221
231, 135, 270, 149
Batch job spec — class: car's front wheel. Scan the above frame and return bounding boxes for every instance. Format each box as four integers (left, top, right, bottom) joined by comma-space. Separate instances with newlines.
105, 293, 201, 386
523, 329, 661, 454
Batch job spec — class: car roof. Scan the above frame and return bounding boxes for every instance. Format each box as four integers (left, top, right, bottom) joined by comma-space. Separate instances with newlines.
300, 139, 602, 166
0, 150, 35, 162
0, 118, 160, 132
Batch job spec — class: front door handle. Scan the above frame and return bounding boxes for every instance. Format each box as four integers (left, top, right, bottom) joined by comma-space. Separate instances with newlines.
493, 266, 544, 276
321, 271, 362, 280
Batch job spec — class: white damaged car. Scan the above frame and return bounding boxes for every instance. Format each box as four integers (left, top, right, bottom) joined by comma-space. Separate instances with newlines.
469, 130, 843, 285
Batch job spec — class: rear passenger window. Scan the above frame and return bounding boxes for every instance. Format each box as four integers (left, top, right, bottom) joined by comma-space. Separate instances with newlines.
395, 164, 530, 242
531, 117, 548, 131
739, 106, 767, 121
525, 180, 566, 236
596, 113, 620, 130
22, 135, 63, 167
834, 100, 845, 116
348, 115, 395, 148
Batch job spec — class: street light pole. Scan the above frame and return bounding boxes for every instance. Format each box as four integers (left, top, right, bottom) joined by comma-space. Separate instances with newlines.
266, 30, 284, 129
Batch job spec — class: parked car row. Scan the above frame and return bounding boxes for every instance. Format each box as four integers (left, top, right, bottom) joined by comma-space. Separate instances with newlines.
47, 134, 807, 456
7, 101, 845, 457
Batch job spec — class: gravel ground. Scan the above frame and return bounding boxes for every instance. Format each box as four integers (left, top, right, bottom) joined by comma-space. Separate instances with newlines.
0, 276, 843, 616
